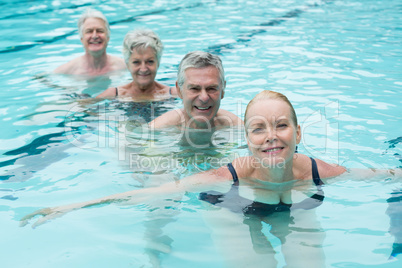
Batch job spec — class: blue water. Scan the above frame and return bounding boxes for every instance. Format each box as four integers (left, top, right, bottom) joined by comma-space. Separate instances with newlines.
0, 0, 401, 267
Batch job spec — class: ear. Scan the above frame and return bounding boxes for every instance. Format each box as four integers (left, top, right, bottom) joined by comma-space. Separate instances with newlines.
221, 81, 226, 99
176, 81, 183, 100
296, 125, 301, 144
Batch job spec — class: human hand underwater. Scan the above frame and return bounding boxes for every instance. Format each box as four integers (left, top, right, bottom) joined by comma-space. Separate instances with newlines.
20, 205, 76, 228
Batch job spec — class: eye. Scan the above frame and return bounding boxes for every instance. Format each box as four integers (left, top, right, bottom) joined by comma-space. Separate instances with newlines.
207, 87, 218, 92
251, 127, 263, 133
277, 123, 288, 129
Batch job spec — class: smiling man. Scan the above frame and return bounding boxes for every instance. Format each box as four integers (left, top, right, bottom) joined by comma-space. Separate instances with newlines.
149, 51, 242, 132
53, 8, 126, 76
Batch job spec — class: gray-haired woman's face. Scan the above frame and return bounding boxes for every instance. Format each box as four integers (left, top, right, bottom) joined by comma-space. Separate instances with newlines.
127, 47, 158, 87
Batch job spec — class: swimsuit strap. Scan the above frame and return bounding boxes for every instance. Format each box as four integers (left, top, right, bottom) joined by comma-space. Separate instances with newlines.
310, 157, 323, 186
115, 87, 118, 96
169, 87, 172, 95
227, 163, 239, 185
228, 159, 322, 186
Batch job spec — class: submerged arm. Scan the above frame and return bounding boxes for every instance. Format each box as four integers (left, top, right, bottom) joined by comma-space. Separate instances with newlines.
323, 167, 402, 184
20, 168, 232, 228
309, 157, 401, 184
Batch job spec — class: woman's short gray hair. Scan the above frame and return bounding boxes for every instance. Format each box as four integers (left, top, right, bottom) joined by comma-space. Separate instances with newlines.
77, 8, 110, 38
122, 29, 164, 66
177, 51, 225, 91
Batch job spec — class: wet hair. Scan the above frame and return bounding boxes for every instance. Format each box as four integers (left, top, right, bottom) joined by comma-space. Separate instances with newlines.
122, 28, 163, 66
176, 51, 225, 92
244, 90, 298, 127
77, 8, 110, 38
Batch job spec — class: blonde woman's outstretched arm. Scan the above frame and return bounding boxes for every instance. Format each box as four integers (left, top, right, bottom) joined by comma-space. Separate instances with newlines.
20, 167, 232, 228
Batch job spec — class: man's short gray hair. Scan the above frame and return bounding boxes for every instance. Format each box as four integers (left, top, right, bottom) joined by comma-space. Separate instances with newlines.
77, 8, 110, 38
177, 51, 225, 91
122, 28, 164, 66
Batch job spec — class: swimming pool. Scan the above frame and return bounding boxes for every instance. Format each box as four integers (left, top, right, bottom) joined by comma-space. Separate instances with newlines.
1, 0, 401, 267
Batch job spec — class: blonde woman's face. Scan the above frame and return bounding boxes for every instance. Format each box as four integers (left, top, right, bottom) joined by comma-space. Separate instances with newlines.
245, 99, 301, 167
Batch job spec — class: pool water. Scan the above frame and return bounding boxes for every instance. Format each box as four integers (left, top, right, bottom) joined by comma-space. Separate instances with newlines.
1, 0, 401, 267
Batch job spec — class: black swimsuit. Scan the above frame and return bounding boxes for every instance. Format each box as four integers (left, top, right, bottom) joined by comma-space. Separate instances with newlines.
113, 87, 177, 122
199, 157, 324, 217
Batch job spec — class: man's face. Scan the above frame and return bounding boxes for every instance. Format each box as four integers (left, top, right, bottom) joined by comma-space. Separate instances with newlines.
178, 66, 225, 129
80, 18, 109, 55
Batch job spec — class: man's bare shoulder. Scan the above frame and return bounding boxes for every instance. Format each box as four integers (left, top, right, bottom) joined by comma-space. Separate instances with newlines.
215, 109, 243, 127
54, 55, 125, 75
53, 57, 83, 75
108, 55, 126, 71
149, 109, 184, 129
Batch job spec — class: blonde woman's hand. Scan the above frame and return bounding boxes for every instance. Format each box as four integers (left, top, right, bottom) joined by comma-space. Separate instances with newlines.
20, 205, 76, 228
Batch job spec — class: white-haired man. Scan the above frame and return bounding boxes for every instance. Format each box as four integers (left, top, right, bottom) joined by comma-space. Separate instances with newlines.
54, 8, 126, 76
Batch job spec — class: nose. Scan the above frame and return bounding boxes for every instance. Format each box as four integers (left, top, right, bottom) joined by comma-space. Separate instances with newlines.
198, 89, 209, 103
139, 62, 148, 71
265, 127, 277, 142
91, 30, 98, 38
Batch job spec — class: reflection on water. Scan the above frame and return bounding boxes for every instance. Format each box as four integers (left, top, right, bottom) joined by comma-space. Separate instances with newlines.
0, 94, 180, 182
33, 71, 129, 97
387, 189, 402, 259
0, 0, 401, 267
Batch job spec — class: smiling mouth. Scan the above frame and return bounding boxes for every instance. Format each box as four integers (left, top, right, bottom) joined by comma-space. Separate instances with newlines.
262, 147, 284, 153
195, 106, 212, 111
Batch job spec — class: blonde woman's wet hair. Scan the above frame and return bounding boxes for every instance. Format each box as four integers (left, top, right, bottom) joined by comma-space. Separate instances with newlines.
244, 90, 298, 127
78, 8, 110, 38
122, 28, 164, 66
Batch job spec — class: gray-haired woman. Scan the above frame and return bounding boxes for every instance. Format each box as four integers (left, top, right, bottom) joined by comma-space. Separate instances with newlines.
97, 28, 177, 100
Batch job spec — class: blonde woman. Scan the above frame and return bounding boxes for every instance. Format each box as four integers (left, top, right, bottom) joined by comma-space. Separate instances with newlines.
22, 90, 400, 266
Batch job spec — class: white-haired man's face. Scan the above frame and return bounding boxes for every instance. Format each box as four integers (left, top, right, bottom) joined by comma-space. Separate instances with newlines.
80, 18, 109, 55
